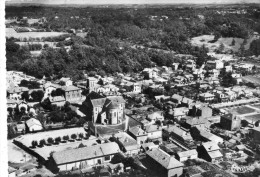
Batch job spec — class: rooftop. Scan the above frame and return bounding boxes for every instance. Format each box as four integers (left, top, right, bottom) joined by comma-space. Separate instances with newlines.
52, 142, 120, 165
146, 148, 184, 169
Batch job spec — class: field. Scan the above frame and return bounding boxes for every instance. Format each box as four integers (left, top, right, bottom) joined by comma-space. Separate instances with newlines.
6, 28, 67, 39
15, 127, 86, 147
16, 41, 57, 47
230, 106, 256, 115
190, 35, 257, 52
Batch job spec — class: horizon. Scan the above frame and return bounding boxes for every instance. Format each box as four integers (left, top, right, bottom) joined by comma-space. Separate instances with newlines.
5, 0, 260, 5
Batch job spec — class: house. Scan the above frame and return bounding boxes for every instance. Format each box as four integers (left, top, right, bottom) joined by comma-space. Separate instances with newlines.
172, 63, 179, 71
17, 100, 28, 113
7, 86, 29, 100
225, 90, 237, 101
163, 125, 193, 143
145, 124, 163, 140
147, 111, 164, 122
143, 68, 158, 79
220, 113, 241, 131
49, 96, 66, 106
146, 148, 184, 177
111, 132, 139, 156
128, 125, 148, 144
190, 104, 212, 118
199, 129, 224, 144
197, 142, 223, 162
206, 60, 224, 70
184, 117, 207, 130
16, 122, 25, 133
60, 77, 73, 86
87, 77, 99, 93
25, 118, 43, 132
199, 93, 215, 103
61, 86, 82, 102
173, 107, 189, 120
176, 149, 198, 162
43, 82, 61, 97
214, 90, 229, 102
80, 92, 125, 125
141, 142, 158, 152
50, 142, 120, 172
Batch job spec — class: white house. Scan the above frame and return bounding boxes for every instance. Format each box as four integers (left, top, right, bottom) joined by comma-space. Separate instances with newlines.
25, 118, 43, 132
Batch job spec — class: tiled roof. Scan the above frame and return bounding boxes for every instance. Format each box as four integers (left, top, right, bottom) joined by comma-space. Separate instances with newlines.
177, 149, 198, 158
107, 96, 125, 104
202, 141, 220, 152
52, 142, 120, 165
146, 148, 183, 169
145, 124, 162, 133
62, 85, 81, 92
208, 150, 223, 159
91, 98, 107, 107
26, 118, 42, 128
129, 126, 147, 136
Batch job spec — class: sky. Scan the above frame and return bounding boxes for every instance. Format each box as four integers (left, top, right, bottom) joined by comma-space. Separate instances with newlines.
5, 0, 260, 4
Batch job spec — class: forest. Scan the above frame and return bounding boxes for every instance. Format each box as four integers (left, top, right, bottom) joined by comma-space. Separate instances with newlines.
5, 5, 260, 80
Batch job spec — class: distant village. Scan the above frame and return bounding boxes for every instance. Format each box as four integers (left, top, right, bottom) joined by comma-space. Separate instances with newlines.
6, 50, 260, 177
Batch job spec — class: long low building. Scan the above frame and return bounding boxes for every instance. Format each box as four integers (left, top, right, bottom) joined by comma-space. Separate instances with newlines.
50, 142, 120, 172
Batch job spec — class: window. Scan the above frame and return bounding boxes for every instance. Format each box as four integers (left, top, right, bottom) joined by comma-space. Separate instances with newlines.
114, 112, 116, 117
104, 156, 110, 161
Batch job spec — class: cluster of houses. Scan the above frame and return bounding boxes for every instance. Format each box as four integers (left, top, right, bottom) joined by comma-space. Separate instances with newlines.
6, 51, 260, 177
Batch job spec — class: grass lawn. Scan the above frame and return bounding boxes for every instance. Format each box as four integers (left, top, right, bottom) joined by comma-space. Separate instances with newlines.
231, 106, 255, 115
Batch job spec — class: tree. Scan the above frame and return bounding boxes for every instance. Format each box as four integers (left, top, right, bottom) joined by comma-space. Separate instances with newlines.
47, 137, 54, 144
55, 136, 61, 143
231, 39, 236, 46
79, 133, 84, 139
21, 91, 29, 101
31, 90, 44, 102
218, 43, 225, 53
71, 134, 77, 140
39, 139, 46, 146
241, 119, 249, 127
255, 121, 260, 127
63, 135, 69, 141
31, 140, 38, 147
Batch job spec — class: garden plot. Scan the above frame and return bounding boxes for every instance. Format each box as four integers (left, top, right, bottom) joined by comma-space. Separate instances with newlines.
15, 127, 86, 147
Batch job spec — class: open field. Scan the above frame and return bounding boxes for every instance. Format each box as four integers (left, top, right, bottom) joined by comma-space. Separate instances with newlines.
15, 127, 86, 147
190, 35, 258, 52
6, 28, 67, 39
16, 41, 57, 47
252, 104, 260, 110
230, 106, 256, 115
8, 140, 33, 163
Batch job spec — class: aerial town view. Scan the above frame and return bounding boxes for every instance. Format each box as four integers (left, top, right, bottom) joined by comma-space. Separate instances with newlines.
4, 0, 260, 176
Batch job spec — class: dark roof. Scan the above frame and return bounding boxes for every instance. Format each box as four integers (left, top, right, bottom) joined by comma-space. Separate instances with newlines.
146, 148, 183, 169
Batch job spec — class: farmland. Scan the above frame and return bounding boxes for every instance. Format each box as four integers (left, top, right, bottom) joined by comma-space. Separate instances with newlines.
190, 35, 258, 52
6, 28, 67, 39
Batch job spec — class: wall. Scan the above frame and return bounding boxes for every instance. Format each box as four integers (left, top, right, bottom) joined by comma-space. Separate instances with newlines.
168, 167, 183, 177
